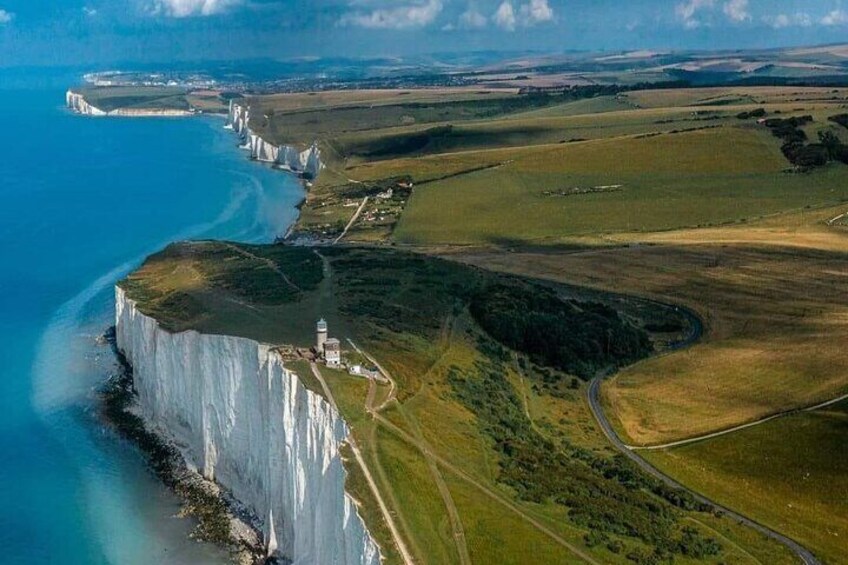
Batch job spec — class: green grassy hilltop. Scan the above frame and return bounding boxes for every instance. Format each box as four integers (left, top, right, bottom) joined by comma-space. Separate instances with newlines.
121, 242, 796, 565
124, 81, 848, 564
243, 85, 848, 245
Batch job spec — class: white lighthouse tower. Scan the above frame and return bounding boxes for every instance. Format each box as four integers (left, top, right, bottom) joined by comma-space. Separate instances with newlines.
316, 318, 328, 354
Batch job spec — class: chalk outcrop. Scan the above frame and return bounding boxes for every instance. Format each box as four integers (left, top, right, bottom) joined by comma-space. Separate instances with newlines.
115, 287, 380, 565
65, 90, 194, 117
66, 90, 107, 116
227, 100, 323, 178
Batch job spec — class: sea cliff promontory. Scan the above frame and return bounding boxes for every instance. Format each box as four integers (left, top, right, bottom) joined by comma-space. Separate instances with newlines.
115, 285, 381, 565
226, 101, 323, 179
66, 90, 195, 117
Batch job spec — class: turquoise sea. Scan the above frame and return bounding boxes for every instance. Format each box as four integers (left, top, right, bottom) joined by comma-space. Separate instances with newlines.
0, 81, 303, 563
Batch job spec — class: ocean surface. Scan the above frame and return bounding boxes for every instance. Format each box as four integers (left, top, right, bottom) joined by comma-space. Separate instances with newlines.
0, 82, 303, 563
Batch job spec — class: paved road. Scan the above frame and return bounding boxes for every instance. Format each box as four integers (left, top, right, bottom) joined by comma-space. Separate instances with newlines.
587, 377, 821, 565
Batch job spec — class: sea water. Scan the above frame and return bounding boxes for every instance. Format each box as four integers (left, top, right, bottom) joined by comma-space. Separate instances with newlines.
0, 82, 303, 563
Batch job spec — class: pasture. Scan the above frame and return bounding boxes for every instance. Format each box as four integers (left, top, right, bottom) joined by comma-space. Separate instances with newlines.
119, 241, 796, 565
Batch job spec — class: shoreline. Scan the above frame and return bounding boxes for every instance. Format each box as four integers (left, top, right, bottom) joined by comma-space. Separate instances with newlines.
101, 326, 270, 565
70, 88, 374, 563
66, 89, 314, 242
113, 287, 382, 565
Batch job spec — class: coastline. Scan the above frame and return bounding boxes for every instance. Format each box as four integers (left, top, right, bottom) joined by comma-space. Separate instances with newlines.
101, 327, 267, 565
66, 89, 315, 242
113, 287, 381, 565
65, 90, 196, 117
68, 88, 379, 564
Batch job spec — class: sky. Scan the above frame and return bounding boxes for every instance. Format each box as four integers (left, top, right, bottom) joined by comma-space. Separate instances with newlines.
0, 0, 847, 67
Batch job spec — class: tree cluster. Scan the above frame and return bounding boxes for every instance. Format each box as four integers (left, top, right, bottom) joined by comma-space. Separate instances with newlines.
763, 116, 832, 169
736, 108, 766, 120
469, 283, 652, 379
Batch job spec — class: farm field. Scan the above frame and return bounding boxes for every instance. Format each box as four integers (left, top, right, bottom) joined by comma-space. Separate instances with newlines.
645, 400, 848, 565
120, 242, 798, 565
451, 205, 848, 563
256, 85, 848, 244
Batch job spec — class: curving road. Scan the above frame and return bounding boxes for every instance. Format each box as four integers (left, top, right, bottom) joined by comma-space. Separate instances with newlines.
587, 377, 821, 565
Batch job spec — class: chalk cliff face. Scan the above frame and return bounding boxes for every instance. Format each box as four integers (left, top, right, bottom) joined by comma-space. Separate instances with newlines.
115, 287, 380, 565
66, 90, 107, 116
66, 90, 194, 117
227, 100, 323, 178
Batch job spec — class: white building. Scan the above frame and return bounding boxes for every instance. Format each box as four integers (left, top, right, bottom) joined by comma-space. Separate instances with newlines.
324, 339, 341, 368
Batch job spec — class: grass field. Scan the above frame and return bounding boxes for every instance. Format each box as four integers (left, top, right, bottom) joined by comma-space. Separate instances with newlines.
393, 129, 848, 245
126, 85, 848, 563
120, 242, 799, 565
454, 206, 848, 444
451, 205, 848, 563
78, 86, 190, 112
77, 86, 227, 113
264, 85, 848, 243
645, 401, 848, 565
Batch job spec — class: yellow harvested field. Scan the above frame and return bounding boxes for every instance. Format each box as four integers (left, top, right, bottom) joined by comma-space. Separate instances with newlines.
452, 209, 848, 445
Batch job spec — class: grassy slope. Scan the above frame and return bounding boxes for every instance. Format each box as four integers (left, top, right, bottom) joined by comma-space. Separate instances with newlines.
453, 208, 848, 444
394, 128, 848, 245
120, 242, 796, 565
269, 85, 848, 243
78, 86, 190, 112
645, 401, 848, 565
451, 209, 848, 564
77, 86, 227, 113
126, 86, 848, 563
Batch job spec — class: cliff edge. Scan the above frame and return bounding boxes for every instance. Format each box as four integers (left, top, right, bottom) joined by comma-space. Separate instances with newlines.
115, 285, 381, 565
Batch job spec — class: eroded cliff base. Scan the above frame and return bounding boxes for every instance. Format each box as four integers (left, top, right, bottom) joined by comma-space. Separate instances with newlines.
101, 327, 272, 565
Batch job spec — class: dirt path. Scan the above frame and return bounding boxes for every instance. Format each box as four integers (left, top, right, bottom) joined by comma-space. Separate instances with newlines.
309, 362, 416, 565
684, 517, 762, 565
826, 211, 847, 225
347, 338, 396, 411
373, 411, 600, 565
335, 196, 369, 244
348, 339, 470, 564
351, 339, 596, 564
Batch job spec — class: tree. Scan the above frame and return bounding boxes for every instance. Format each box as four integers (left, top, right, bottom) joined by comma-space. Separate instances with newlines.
819, 130, 845, 161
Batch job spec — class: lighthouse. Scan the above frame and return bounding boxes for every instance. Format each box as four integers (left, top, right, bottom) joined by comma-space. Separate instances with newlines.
316, 318, 328, 354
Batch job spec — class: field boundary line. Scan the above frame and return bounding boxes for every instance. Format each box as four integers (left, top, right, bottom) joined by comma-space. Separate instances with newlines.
628, 392, 848, 451
588, 377, 821, 565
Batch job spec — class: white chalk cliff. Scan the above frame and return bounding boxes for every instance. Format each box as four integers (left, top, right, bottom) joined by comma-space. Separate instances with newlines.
66, 90, 107, 116
115, 286, 381, 565
66, 90, 194, 117
227, 100, 323, 179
